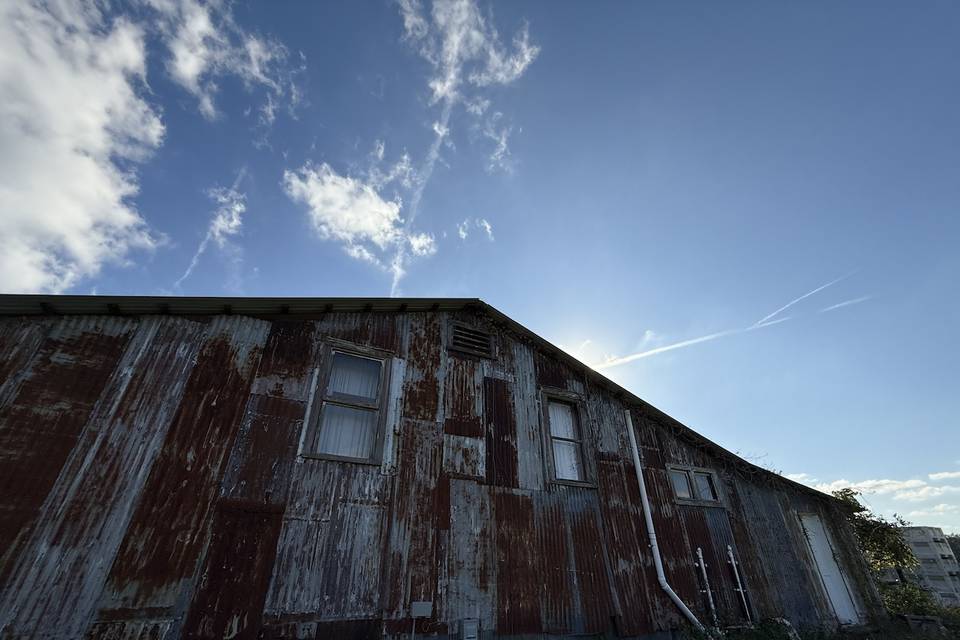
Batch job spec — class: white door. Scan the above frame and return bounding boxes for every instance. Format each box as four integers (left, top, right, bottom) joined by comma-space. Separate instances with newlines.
800, 513, 860, 624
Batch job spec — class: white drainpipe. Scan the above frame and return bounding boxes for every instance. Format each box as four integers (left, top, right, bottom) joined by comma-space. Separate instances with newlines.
624, 409, 706, 633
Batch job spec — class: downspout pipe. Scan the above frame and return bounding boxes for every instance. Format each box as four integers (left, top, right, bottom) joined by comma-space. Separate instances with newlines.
624, 409, 706, 633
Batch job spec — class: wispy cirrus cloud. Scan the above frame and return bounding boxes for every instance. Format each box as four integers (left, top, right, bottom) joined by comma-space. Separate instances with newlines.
388, 0, 538, 294
456, 217, 495, 242
930, 471, 960, 481
146, 0, 303, 122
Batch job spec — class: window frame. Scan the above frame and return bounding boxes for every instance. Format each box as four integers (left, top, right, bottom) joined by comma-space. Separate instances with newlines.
301, 339, 392, 465
540, 390, 594, 487
666, 464, 724, 506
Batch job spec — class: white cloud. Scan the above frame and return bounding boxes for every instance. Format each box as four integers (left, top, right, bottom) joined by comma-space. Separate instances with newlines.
476, 217, 494, 240
146, 0, 300, 121
283, 160, 436, 275
283, 162, 403, 249
0, 1, 164, 293
894, 485, 960, 502
455, 217, 494, 242
408, 233, 437, 256
786, 472, 819, 484
930, 471, 960, 481
389, 0, 537, 294
907, 504, 960, 518
399, 0, 539, 104
813, 478, 926, 496
175, 173, 246, 289
482, 113, 514, 173
805, 476, 960, 503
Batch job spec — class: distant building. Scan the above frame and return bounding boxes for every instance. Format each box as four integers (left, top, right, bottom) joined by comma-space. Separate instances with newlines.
0, 295, 884, 638
900, 527, 960, 607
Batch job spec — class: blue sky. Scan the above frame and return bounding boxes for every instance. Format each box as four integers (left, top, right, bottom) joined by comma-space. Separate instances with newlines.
2, 1, 958, 530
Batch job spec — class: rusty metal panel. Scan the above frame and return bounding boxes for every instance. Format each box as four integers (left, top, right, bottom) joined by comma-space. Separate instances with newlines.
381, 417, 445, 635
315, 311, 405, 354
492, 489, 542, 635
506, 342, 546, 491
259, 618, 382, 640
263, 461, 389, 619
182, 320, 320, 639
0, 318, 48, 410
442, 355, 483, 438
247, 320, 319, 402
0, 316, 135, 582
442, 434, 485, 479
445, 479, 495, 631
533, 486, 616, 635
401, 314, 442, 422
483, 377, 518, 488
536, 490, 575, 634
568, 489, 617, 634
595, 457, 658, 635
723, 481, 827, 627
181, 504, 284, 639
94, 316, 269, 634
0, 317, 207, 638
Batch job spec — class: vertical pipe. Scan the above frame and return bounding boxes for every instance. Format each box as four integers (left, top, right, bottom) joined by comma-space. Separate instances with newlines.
624, 409, 705, 632
727, 544, 752, 623
696, 547, 719, 627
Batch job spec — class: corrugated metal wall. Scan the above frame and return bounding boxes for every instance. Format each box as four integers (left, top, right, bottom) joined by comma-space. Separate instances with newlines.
0, 310, 881, 639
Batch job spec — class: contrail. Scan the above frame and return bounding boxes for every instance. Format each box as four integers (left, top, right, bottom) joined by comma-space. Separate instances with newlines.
820, 295, 872, 313
390, 100, 454, 297
174, 168, 247, 289
593, 273, 867, 371
593, 315, 797, 371
594, 329, 743, 370
753, 272, 854, 326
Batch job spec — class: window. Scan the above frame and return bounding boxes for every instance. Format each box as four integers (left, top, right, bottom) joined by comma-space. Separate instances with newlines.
670, 469, 694, 499
693, 472, 718, 501
546, 400, 585, 482
668, 466, 721, 503
308, 350, 386, 461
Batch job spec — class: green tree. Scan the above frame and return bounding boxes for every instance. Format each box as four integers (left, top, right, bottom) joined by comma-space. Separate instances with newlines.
832, 488, 916, 572
832, 488, 944, 618
947, 534, 960, 561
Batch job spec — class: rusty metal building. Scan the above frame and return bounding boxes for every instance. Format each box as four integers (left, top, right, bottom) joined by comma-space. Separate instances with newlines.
0, 295, 881, 639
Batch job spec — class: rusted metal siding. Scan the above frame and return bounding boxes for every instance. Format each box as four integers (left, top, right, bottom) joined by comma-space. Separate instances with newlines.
0, 308, 881, 639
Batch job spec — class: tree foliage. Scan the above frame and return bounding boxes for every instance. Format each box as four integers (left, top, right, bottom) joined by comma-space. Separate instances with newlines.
947, 534, 960, 561
832, 488, 917, 572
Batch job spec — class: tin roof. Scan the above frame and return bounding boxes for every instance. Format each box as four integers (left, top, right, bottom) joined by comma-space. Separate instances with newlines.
0, 293, 831, 502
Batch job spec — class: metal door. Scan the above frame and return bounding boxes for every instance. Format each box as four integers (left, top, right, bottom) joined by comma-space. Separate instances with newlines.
799, 513, 860, 624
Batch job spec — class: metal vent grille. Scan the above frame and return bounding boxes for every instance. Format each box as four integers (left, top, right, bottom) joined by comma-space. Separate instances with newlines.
450, 323, 494, 359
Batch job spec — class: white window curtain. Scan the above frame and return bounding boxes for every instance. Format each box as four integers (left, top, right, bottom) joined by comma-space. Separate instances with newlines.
548, 401, 583, 481
317, 404, 377, 458
552, 440, 583, 481
327, 352, 380, 401
548, 402, 576, 438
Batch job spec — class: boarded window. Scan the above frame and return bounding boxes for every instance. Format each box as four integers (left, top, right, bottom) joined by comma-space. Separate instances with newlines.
547, 400, 585, 482
310, 351, 385, 461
